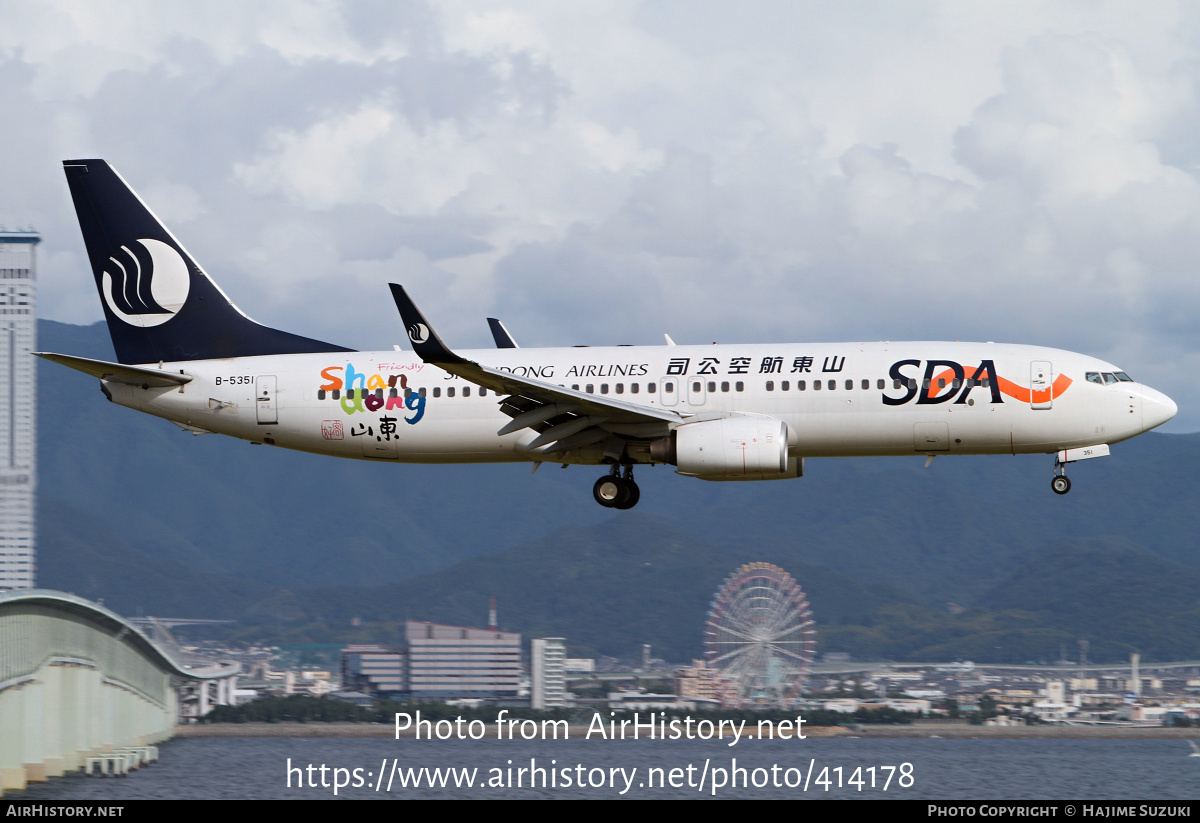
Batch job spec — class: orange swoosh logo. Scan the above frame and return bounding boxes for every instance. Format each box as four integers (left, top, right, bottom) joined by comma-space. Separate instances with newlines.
927, 367, 1073, 403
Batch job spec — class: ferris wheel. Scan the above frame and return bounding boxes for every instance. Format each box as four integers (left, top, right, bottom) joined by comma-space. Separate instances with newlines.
704, 563, 817, 703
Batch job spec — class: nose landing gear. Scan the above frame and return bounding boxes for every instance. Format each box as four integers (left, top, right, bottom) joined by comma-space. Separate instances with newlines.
593, 464, 640, 509
1051, 460, 1071, 495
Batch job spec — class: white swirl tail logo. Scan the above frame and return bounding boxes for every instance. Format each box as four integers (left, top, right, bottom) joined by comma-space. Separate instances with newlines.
408, 323, 429, 343
101, 238, 191, 328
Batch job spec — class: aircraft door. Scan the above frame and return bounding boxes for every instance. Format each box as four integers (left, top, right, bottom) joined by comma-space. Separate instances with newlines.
1030, 361, 1053, 410
256, 375, 278, 424
687, 376, 707, 406
659, 376, 679, 406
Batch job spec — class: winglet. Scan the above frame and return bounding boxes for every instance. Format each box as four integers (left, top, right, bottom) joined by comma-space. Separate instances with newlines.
488, 317, 519, 348
388, 284, 469, 366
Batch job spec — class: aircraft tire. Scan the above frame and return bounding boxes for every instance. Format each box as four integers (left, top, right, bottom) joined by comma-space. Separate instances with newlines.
593, 476, 628, 507
614, 481, 640, 510
1051, 475, 1071, 495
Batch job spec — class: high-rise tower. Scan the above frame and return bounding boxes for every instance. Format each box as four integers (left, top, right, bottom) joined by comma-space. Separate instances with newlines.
0, 230, 37, 589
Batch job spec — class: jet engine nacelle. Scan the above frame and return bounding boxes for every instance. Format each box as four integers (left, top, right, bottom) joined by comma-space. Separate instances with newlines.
652, 414, 797, 480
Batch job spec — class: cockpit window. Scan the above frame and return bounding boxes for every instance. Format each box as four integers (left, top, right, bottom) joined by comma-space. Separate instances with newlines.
1114, 372, 1133, 382
1086, 372, 1103, 385
1102, 373, 1118, 385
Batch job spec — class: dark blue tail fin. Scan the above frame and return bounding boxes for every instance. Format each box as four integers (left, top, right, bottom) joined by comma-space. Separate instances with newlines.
63, 159, 352, 364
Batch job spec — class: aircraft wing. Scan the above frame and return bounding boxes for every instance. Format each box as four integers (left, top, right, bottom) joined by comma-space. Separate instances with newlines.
390, 284, 681, 454
34, 352, 193, 387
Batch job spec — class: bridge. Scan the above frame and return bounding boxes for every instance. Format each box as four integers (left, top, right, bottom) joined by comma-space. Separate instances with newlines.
0, 589, 238, 794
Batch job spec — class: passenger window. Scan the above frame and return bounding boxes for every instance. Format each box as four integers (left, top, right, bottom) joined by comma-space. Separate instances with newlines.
463, 387, 471, 397
782, 380, 790, 391
862, 379, 869, 390
433, 387, 440, 397
631, 383, 640, 394
616, 384, 624, 394
571, 384, 579, 391
346, 389, 356, 399
708, 381, 716, 392
692, 381, 700, 393
877, 379, 884, 390
332, 389, 340, 400
828, 380, 836, 390
720, 381, 729, 392
448, 387, 455, 397
376, 388, 384, 399
937, 378, 945, 389
318, 389, 326, 400
586, 384, 594, 393
813, 380, 821, 391
952, 379, 961, 389
389, 388, 398, 398
845, 379, 852, 390
601, 383, 609, 394
766, 381, 774, 391
798, 380, 806, 391
404, 388, 412, 399
736, 381, 744, 392
908, 379, 917, 390
418, 388, 426, 398
479, 388, 487, 397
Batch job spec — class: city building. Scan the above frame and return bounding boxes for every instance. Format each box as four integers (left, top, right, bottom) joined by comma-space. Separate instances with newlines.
406, 620, 521, 700
675, 659, 725, 702
342, 644, 408, 699
341, 621, 522, 701
531, 637, 567, 709
0, 231, 36, 590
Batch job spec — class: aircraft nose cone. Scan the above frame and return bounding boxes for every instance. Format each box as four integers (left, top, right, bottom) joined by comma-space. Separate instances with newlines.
1141, 387, 1177, 432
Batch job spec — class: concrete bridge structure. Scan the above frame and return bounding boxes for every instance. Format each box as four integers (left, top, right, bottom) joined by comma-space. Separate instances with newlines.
0, 589, 238, 794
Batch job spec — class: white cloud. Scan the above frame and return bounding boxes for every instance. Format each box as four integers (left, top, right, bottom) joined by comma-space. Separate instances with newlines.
6, 0, 1200, 428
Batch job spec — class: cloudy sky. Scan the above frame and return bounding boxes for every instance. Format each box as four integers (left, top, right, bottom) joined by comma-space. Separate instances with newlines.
5, 1, 1200, 429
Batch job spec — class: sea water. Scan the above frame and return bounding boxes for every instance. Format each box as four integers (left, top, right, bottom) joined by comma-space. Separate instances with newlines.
7, 736, 1198, 800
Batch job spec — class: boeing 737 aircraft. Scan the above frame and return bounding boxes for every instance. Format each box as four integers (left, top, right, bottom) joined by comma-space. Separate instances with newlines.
40, 159, 1178, 509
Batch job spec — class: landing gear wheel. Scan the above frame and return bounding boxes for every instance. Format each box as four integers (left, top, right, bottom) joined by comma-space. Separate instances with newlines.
593, 475, 628, 508
1051, 475, 1071, 495
614, 480, 640, 510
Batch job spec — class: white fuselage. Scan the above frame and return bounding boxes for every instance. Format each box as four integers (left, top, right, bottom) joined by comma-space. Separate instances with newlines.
101, 341, 1177, 469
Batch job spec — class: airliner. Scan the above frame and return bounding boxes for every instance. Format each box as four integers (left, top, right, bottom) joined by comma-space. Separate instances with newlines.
40, 159, 1178, 509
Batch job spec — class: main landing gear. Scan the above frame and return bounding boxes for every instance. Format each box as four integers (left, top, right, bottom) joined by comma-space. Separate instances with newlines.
1051, 461, 1072, 495
594, 465, 640, 509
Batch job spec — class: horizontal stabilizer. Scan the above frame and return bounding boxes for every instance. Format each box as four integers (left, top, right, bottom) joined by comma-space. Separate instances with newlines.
34, 352, 193, 387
